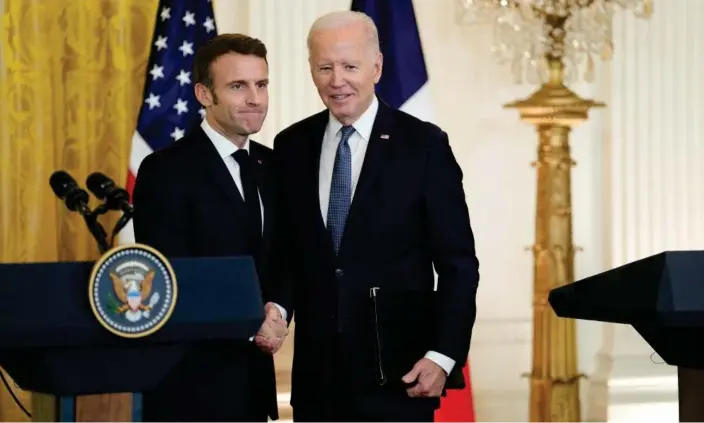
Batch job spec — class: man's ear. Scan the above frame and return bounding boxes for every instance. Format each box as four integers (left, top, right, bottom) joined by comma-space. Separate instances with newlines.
194, 83, 213, 107
373, 52, 383, 84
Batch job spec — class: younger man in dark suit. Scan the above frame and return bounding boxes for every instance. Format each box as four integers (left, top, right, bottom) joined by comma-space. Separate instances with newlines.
133, 33, 287, 422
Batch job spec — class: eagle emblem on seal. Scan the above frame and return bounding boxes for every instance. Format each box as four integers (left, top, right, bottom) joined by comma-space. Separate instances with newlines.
89, 244, 177, 338
109, 268, 161, 323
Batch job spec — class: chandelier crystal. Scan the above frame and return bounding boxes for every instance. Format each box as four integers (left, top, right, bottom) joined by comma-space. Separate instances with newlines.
460, 0, 652, 84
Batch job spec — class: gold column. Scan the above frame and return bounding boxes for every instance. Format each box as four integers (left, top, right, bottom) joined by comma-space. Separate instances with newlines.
506, 56, 603, 422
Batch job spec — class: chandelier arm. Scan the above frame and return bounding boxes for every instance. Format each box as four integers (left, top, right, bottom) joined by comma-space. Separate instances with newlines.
530, 3, 546, 19
505, 0, 523, 9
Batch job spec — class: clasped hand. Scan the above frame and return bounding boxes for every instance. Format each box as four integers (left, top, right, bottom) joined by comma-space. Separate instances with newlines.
254, 302, 288, 354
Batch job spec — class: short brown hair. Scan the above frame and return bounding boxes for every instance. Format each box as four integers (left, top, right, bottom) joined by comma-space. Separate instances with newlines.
193, 33, 268, 90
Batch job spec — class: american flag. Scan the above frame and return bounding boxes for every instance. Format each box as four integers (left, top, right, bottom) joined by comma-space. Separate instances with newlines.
121, 0, 217, 243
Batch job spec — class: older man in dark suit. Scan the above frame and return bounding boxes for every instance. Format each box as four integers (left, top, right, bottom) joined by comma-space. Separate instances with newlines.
270, 10, 481, 422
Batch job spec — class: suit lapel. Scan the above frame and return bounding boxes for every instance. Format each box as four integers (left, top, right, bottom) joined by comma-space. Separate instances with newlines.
192, 127, 248, 221
343, 101, 395, 235
249, 141, 273, 254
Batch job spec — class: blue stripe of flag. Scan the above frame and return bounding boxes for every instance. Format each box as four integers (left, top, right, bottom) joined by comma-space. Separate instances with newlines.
350, 0, 429, 109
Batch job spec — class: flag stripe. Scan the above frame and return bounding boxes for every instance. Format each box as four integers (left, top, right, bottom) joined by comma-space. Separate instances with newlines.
434, 364, 476, 422
129, 131, 154, 178
398, 82, 435, 123
351, 0, 429, 112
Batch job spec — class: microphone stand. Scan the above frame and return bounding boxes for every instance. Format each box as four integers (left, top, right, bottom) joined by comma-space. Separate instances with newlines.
76, 203, 110, 254
109, 209, 133, 247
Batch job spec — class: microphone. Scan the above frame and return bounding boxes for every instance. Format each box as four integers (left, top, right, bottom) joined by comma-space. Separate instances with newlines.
49, 170, 110, 254
49, 170, 91, 214
86, 172, 134, 215
86, 172, 134, 246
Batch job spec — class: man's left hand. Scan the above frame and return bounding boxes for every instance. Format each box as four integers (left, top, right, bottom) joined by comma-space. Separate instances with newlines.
401, 358, 447, 398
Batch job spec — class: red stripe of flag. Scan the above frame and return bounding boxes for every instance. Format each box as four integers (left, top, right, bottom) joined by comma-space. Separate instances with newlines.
126, 170, 136, 203
435, 361, 475, 422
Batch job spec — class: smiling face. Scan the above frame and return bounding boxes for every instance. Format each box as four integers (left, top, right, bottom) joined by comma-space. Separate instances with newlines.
308, 20, 382, 126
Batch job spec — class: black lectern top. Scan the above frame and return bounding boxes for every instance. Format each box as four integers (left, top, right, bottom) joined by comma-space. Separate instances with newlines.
0, 255, 265, 395
549, 250, 704, 369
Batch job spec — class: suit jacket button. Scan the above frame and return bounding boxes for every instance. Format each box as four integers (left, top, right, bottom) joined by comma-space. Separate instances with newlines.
335, 268, 344, 277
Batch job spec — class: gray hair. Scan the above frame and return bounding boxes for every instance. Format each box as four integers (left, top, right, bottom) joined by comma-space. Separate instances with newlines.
307, 10, 380, 56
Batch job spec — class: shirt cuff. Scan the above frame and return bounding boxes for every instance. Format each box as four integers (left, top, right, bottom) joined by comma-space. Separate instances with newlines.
272, 303, 288, 321
425, 351, 456, 375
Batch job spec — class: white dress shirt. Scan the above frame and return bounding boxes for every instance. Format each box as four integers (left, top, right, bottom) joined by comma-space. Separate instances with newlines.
317, 97, 456, 376
201, 119, 287, 325
201, 119, 265, 226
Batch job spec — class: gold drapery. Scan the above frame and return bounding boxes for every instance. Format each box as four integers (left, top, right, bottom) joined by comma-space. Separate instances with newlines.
0, 0, 158, 419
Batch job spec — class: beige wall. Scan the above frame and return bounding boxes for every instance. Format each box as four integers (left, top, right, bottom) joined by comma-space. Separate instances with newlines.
212, 0, 704, 421
602, 3, 704, 420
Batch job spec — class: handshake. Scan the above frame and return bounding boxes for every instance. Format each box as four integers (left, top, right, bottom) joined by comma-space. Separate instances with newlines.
254, 302, 288, 354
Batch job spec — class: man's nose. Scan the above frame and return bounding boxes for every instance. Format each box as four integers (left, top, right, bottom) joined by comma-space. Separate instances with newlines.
330, 68, 345, 87
246, 88, 261, 106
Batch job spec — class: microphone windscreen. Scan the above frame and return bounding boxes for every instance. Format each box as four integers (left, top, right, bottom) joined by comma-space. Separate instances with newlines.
49, 170, 78, 199
86, 172, 114, 200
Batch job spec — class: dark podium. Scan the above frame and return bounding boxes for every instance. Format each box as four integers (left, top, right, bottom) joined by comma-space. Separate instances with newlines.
549, 250, 704, 422
0, 255, 265, 422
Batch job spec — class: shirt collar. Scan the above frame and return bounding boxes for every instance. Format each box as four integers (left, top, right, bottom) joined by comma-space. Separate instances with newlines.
327, 95, 379, 141
201, 118, 250, 158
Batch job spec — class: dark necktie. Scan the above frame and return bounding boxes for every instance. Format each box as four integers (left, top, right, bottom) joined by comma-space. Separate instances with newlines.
327, 125, 355, 254
232, 149, 262, 248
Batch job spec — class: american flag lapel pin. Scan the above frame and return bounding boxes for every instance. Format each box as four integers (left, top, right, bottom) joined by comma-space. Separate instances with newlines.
380, 134, 390, 139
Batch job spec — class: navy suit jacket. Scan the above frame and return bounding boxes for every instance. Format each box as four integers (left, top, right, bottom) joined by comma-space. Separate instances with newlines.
271, 99, 480, 411
132, 127, 278, 421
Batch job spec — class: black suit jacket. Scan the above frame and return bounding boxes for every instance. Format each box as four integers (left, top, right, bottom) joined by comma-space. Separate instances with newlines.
271, 99, 480, 411
132, 126, 278, 421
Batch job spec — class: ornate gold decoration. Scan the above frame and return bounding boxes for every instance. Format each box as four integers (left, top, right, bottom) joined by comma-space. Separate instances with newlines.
459, 0, 652, 84
0, 0, 159, 420
510, 71, 596, 421
459, 0, 651, 421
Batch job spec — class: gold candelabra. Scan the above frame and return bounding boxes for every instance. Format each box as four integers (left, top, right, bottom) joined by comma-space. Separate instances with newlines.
459, 0, 652, 421
506, 57, 600, 423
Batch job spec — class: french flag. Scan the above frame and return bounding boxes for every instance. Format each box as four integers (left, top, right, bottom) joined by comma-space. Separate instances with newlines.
349, 1, 476, 421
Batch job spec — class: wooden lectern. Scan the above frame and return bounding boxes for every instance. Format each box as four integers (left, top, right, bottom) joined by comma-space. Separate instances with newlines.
0, 256, 264, 422
549, 250, 704, 422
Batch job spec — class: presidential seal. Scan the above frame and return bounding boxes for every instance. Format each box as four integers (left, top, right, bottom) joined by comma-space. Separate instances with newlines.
88, 243, 177, 338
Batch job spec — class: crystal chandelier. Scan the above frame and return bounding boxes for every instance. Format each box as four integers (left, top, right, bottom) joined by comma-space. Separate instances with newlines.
460, 0, 652, 84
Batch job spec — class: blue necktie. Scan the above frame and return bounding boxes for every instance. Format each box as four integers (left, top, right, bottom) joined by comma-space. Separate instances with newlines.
327, 125, 355, 254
